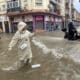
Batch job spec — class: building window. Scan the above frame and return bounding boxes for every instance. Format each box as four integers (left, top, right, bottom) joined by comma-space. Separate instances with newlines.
24, 0, 28, 6
57, 0, 61, 3
55, 0, 61, 3
24, 0, 28, 2
2, 4, 6, 11
7, 0, 20, 9
35, 0, 42, 6
13, 1, 19, 8
7, 2, 13, 9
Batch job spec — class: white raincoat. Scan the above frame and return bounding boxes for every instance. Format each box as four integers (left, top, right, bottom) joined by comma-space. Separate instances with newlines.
8, 22, 34, 63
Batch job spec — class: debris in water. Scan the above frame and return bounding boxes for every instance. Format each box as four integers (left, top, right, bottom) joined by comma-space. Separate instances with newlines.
32, 64, 41, 68
2, 67, 16, 71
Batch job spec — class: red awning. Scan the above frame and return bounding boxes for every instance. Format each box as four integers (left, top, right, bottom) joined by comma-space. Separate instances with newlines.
6, 11, 61, 17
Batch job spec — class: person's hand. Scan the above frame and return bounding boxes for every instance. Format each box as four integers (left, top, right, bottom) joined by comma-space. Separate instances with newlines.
8, 47, 12, 51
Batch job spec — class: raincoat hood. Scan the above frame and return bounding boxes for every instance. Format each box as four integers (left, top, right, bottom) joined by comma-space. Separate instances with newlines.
17, 22, 27, 31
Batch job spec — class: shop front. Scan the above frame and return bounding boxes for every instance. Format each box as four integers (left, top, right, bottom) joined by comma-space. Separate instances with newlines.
54, 16, 63, 30
24, 15, 33, 32
0, 15, 9, 33
45, 15, 55, 31
34, 15, 44, 32
7, 11, 63, 33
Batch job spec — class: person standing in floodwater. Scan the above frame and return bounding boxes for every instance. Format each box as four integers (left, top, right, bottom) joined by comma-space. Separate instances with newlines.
8, 21, 34, 69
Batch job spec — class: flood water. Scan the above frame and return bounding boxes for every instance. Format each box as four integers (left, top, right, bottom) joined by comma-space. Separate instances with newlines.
0, 32, 80, 80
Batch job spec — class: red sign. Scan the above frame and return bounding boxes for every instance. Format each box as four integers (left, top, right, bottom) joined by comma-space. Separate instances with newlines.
35, 16, 43, 21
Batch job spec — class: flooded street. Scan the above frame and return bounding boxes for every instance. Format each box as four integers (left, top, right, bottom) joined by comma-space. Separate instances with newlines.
0, 31, 80, 80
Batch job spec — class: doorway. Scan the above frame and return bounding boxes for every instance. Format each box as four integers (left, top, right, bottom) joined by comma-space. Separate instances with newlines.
4, 21, 9, 33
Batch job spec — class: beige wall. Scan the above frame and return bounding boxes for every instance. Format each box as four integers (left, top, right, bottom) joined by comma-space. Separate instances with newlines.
0, 0, 7, 14
33, 0, 49, 10
74, 10, 80, 20
21, 0, 49, 11
60, 0, 73, 19
50, 0, 65, 17
60, 0, 65, 17
0, 0, 9, 32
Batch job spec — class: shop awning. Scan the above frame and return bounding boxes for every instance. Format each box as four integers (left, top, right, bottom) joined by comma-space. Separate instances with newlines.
6, 11, 62, 17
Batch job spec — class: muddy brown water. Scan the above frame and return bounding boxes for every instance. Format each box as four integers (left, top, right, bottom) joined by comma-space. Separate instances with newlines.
0, 32, 80, 80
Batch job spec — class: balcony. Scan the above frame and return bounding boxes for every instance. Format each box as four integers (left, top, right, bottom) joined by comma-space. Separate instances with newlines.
7, 0, 21, 12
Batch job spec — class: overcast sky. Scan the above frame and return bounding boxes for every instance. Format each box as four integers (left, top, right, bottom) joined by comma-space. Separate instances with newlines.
73, 0, 80, 13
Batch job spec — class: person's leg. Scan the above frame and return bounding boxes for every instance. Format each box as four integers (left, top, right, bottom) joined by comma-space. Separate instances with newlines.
27, 58, 32, 63
24, 52, 32, 63
64, 32, 68, 38
71, 33, 75, 40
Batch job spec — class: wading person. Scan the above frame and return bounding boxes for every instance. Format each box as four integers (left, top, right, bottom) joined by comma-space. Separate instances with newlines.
8, 21, 34, 69
67, 20, 77, 40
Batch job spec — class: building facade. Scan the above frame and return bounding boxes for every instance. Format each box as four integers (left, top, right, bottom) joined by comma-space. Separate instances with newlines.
0, 0, 9, 33
0, 0, 80, 32
64, 0, 80, 27
6, 0, 63, 33
73, 10, 80, 27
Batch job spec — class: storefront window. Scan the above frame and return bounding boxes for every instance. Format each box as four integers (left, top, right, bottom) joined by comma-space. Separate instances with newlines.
35, 16, 44, 30
54, 18, 62, 30
35, 21, 44, 29
26, 22, 33, 32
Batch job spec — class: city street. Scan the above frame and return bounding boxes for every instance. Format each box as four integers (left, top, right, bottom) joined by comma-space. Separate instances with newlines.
0, 31, 80, 80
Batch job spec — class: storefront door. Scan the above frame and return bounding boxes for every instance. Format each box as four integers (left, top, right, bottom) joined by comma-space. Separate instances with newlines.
4, 21, 9, 33
35, 16, 44, 31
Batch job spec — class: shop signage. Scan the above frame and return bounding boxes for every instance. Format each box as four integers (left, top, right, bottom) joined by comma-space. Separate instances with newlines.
14, 16, 22, 22
35, 16, 43, 21
24, 16, 33, 22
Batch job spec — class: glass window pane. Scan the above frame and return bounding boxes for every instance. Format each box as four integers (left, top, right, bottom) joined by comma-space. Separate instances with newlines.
15, 2, 18, 7
35, 0, 42, 6
9, 2, 13, 8
36, 21, 44, 29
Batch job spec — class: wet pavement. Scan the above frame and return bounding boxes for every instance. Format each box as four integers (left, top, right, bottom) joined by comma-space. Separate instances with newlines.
0, 31, 80, 80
